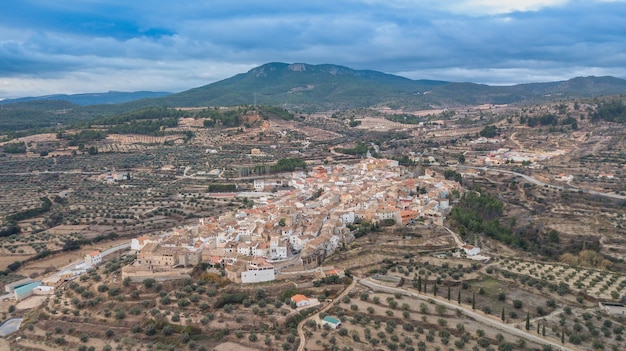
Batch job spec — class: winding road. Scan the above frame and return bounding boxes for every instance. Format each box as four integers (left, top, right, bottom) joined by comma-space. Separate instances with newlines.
296, 278, 358, 351
454, 165, 625, 200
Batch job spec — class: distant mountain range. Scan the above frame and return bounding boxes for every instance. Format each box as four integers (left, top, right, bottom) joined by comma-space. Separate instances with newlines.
0, 91, 171, 106
2, 62, 626, 132
144, 62, 626, 110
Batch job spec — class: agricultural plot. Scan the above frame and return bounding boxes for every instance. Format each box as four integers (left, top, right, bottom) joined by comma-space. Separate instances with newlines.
495, 258, 626, 300
302, 288, 546, 351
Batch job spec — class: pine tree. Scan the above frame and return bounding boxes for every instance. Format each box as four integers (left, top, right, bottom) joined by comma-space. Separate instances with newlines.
525, 312, 530, 331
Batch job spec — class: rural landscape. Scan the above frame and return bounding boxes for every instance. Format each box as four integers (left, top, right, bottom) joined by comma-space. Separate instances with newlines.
0, 62, 625, 351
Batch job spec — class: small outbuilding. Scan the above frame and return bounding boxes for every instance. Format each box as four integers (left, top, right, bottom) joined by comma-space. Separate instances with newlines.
322, 316, 342, 329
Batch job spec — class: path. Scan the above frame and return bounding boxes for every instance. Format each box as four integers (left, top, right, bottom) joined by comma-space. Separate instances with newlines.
296, 278, 358, 351
359, 278, 580, 351
454, 165, 625, 200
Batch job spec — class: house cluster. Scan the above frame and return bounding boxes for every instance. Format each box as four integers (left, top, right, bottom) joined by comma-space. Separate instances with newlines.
128, 158, 460, 284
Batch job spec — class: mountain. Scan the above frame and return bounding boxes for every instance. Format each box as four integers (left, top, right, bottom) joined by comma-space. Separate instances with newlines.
2, 63, 626, 133
136, 63, 626, 110
147, 62, 448, 110
0, 91, 171, 106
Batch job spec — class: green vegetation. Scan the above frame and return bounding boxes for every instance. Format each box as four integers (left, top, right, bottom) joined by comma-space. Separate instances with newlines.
335, 142, 369, 156
2, 142, 27, 154
450, 191, 523, 247
479, 125, 498, 138
6, 196, 52, 223
591, 100, 626, 123
207, 184, 237, 193
444, 169, 462, 183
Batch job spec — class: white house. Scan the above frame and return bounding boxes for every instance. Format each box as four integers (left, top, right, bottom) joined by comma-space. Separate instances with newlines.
131, 235, 151, 251
461, 245, 480, 256
241, 260, 275, 284
85, 250, 102, 266
290, 294, 310, 307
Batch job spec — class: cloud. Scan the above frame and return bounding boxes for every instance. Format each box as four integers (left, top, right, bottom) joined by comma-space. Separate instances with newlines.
0, 0, 625, 98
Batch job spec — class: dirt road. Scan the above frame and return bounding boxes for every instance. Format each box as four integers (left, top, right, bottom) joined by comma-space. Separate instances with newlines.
359, 278, 580, 351
296, 278, 358, 351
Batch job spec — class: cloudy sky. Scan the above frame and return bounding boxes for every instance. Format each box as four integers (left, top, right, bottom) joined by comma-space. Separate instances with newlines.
1, 0, 625, 98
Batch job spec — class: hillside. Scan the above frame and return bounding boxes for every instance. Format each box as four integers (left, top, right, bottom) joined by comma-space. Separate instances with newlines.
2, 63, 626, 133
0, 91, 171, 106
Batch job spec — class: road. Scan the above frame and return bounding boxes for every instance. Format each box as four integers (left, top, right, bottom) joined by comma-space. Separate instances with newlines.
359, 278, 579, 351
455, 165, 625, 200
296, 278, 358, 351
0, 317, 23, 337
50, 242, 131, 280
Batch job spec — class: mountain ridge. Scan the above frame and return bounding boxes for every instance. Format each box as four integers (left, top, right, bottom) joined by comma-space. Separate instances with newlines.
0, 90, 172, 106
2, 63, 626, 133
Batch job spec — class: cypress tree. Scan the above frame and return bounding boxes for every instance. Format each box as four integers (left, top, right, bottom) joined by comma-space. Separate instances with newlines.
561, 328, 565, 344
417, 275, 422, 293
525, 312, 530, 330
433, 283, 438, 297
447, 286, 451, 301
457, 290, 461, 304
501, 307, 505, 322
542, 325, 545, 336
472, 293, 475, 310
537, 323, 540, 334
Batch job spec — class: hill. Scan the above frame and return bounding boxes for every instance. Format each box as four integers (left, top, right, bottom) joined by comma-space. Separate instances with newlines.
136, 63, 626, 110
0, 90, 171, 106
2, 63, 626, 133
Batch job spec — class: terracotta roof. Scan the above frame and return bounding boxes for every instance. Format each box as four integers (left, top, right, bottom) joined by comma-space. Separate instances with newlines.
291, 294, 308, 303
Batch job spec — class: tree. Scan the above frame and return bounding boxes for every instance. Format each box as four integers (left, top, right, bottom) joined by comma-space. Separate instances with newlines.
525, 312, 530, 331
501, 307, 505, 322
457, 290, 461, 304
472, 293, 475, 310
458, 154, 466, 164
447, 286, 451, 301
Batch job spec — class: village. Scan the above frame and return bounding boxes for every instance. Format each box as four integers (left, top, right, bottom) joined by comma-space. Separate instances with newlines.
121, 157, 462, 285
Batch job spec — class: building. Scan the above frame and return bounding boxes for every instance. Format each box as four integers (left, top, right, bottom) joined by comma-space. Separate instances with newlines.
14, 281, 42, 301
291, 294, 310, 308
461, 244, 480, 256
241, 259, 275, 284
599, 302, 626, 315
131, 235, 151, 251
322, 316, 342, 329
84, 250, 102, 266
4, 278, 34, 293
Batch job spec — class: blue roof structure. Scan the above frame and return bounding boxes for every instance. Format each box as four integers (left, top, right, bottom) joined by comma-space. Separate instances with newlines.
13, 281, 41, 296
323, 316, 341, 324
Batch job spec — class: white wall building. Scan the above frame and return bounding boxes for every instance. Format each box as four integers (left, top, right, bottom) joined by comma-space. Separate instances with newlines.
85, 250, 102, 266
241, 262, 275, 284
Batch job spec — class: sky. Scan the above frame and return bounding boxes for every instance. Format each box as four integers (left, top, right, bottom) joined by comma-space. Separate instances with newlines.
1, 0, 625, 99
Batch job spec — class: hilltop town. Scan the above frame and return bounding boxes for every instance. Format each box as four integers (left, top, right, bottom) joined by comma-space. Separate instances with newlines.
123, 158, 460, 285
